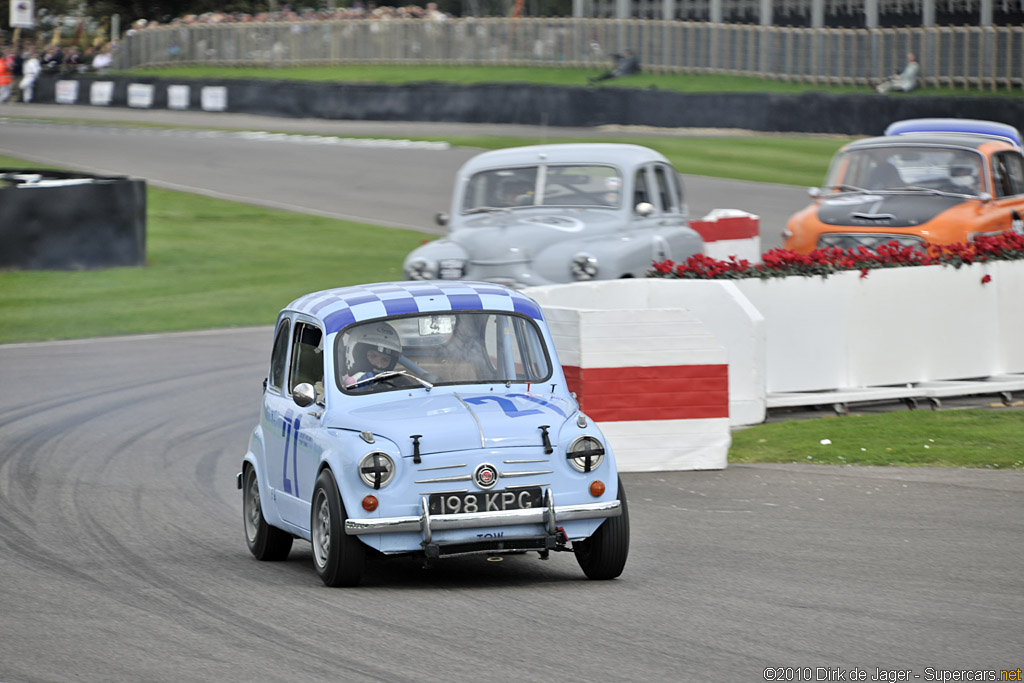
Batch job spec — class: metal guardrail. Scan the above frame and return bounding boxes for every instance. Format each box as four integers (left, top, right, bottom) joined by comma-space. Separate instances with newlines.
116, 19, 1023, 90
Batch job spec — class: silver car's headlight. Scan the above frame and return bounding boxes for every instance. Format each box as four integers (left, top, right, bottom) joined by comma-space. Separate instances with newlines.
405, 258, 437, 281
567, 436, 605, 473
571, 253, 599, 280
358, 452, 396, 489
437, 258, 467, 279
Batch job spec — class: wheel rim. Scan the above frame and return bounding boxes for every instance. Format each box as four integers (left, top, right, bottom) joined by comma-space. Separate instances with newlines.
243, 470, 261, 542
312, 490, 331, 569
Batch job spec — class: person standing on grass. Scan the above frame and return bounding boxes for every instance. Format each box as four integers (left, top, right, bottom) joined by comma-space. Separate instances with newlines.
19, 49, 41, 104
0, 49, 12, 104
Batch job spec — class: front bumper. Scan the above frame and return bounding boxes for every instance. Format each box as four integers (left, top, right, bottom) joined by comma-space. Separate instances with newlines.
345, 488, 621, 544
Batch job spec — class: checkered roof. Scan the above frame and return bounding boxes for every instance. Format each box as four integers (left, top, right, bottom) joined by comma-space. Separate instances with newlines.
287, 281, 544, 335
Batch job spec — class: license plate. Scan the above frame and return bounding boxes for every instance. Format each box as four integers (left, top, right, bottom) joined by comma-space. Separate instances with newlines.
428, 487, 542, 515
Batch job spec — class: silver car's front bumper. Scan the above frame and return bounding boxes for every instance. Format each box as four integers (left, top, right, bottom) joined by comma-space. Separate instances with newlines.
345, 488, 621, 544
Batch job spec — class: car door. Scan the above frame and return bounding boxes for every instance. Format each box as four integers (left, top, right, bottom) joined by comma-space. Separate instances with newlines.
262, 316, 293, 524
262, 315, 326, 530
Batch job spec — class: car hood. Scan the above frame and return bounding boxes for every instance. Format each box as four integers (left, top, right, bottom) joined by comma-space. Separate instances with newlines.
333, 391, 576, 456
452, 209, 620, 261
816, 193, 963, 228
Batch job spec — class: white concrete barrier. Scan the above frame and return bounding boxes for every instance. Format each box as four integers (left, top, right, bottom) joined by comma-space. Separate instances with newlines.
531, 261, 1024, 454
528, 282, 742, 471
691, 209, 761, 263
732, 261, 1024, 394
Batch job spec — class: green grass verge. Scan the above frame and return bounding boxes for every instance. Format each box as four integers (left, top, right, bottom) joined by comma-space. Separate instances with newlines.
729, 410, 1024, 469
423, 134, 846, 186
122, 64, 1024, 97
0, 156, 428, 344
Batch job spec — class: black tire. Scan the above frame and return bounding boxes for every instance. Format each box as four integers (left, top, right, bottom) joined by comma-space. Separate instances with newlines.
311, 469, 365, 587
242, 465, 293, 561
574, 476, 630, 580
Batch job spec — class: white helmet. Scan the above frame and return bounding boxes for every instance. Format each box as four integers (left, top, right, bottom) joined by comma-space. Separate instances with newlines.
345, 322, 402, 374
949, 164, 978, 190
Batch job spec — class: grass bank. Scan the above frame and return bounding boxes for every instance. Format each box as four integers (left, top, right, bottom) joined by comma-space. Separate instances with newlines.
122, 64, 1024, 98
0, 154, 426, 344
729, 410, 1024, 469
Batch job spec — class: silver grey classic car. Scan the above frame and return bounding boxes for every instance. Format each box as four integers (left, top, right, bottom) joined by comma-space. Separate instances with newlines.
403, 143, 704, 288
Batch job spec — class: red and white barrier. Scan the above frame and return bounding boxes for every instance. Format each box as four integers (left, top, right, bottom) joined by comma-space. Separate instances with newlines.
691, 209, 761, 263
534, 293, 731, 471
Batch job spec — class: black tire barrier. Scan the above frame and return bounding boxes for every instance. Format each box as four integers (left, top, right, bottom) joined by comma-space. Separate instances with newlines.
31, 73, 1024, 137
0, 169, 146, 271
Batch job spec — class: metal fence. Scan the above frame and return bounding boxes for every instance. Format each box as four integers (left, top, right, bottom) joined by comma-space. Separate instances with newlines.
116, 19, 1024, 90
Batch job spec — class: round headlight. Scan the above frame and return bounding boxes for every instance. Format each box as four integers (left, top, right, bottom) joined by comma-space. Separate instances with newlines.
567, 436, 605, 473
358, 452, 395, 489
405, 258, 437, 281
571, 253, 599, 280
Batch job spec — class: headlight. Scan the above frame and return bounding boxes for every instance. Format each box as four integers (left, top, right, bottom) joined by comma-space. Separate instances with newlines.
567, 436, 605, 473
437, 258, 467, 279
358, 452, 395, 489
405, 258, 437, 281
571, 253, 599, 280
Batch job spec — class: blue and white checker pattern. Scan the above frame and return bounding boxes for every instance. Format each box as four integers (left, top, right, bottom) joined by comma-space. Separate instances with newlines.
288, 281, 545, 335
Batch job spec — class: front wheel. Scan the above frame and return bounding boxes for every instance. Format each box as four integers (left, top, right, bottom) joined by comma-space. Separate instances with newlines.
573, 476, 630, 580
242, 465, 293, 561
311, 470, 365, 587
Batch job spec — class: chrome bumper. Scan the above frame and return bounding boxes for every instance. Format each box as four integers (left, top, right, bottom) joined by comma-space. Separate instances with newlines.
345, 488, 621, 543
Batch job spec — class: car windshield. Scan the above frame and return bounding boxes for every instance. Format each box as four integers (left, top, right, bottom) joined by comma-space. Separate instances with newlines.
460, 164, 623, 212
337, 311, 552, 394
824, 146, 985, 196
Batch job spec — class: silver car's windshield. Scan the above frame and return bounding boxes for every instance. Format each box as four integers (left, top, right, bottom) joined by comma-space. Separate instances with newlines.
824, 146, 985, 197
338, 311, 552, 394
461, 164, 623, 212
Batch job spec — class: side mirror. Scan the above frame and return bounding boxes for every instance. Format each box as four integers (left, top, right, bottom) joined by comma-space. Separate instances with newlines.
435, 212, 449, 227
293, 383, 316, 408
977, 192, 992, 202
808, 187, 822, 199
635, 201, 654, 217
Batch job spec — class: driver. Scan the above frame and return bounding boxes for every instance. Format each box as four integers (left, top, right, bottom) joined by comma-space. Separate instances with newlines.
948, 163, 980, 194
499, 177, 534, 207
342, 322, 403, 389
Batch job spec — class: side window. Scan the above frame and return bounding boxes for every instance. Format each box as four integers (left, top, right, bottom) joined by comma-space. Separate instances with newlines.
633, 168, 649, 207
1001, 153, 1024, 197
288, 322, 324, 397
654, 165, 678, 213
268, 319, 290, 392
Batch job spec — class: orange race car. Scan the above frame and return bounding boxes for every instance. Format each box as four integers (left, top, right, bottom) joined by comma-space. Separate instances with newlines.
783, 119, 1024, 254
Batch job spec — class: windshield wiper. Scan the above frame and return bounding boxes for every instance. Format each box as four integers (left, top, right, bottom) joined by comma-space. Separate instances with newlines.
463, 206, 512, 215
830, 184, 869, 193
901, 185, 976, 198
349, 370, 434, 391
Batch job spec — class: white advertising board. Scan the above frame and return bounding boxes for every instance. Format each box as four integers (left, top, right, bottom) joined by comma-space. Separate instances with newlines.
54, 80, 79, 105
127, 83, 155, 108
167, 85, 190, 110
10, 0, 34, 29
89, 81, 114, 106
200, 86, 227, 112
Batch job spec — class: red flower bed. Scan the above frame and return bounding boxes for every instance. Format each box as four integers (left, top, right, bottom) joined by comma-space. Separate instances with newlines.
649, 232, 1024, 280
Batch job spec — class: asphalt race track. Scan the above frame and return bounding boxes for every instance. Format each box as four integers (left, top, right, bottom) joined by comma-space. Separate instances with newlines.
1, 107, 1022, 682
0, 105, 809, 247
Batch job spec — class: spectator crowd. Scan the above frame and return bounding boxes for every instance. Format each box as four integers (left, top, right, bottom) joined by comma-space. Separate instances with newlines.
124, 2, 449, 29
1, 41, 117, 103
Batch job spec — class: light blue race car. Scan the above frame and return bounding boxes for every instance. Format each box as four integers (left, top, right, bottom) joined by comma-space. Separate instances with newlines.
239, 281, 628, 586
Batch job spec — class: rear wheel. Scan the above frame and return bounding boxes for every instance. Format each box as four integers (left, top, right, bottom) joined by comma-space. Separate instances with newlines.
574, 476, 630, 580
311, 470, 365, 587
242, 465, 292, 561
